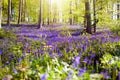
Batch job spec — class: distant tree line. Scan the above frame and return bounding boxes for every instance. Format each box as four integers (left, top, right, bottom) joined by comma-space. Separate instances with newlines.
0, 0, 120, 34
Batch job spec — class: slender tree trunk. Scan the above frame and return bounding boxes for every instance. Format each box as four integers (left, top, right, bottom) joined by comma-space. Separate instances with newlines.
0, 0, 2, 28
21, 0, 26, 22
47, 0, 51, 25
21, 0, 24, 22
7, 0, 11, 26
38, 0, 42, 29
69, 1, 72, 25
24, 0, 26, 22
18, 0, 22, 24
93, 0, 96, 33
85, 0, 92, 34
117, 1, 120, 20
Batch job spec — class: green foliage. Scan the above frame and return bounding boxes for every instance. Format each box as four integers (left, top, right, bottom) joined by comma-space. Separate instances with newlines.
0, 29, 16, 39
0, 29, 6, 38
1, 36, 120, 79
111, 20, 120, 36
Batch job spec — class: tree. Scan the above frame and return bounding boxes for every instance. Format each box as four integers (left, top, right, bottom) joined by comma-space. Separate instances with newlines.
21, 0, 26, 22
69, 0, 73, 25
47, 0, 51, 25
7, 0, 12, 26
93, 0, 96, 33
85, 0, 92, 34
38, 0, 42, 29
0, 0, 2, 28
18, 0, 22, 24
116, 1, 120, 20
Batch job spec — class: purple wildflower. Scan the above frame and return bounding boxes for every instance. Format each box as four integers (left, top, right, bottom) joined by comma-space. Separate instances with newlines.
13, 68, 18, 74
18, 58, 22, 62
72, 62, 78, 69
78, 67, 87, 76
83, 45, 87, 51
41, 74, 47, 80
72, 56, 80, 69
118, 71, 120, 80
100, 71, 110, 79
0, 48, 3, 55
90, 54, 96, 59
101, 37, 105, 43
88, 60, 92, 64
84, 57, 89, 63
68, 70, 73, 77
75, 56, 80, 64
6, 61, 10, 65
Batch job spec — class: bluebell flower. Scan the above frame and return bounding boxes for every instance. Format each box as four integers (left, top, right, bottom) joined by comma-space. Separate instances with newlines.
69, 46, 73, 50
17, 58, 22, 62
118, 71, 120, 80
72, 62, 78, 69
88, 60, 92, 64
84, 57, 89, 63
78, 67, 87, 76
80, 44, 83, 48
90, 54, 96, 59
90, 37, 96, 41
83, 45, 87, 51
101, 37, 105, 43
41, 74, 47, 80
68, 70, 73, 77
67, 70, 73, 80
75, 56, 80, 64
0, 48, 3, 55
100, 71, 110, 79
13, 68, 18, 74
6, 61, 10, 65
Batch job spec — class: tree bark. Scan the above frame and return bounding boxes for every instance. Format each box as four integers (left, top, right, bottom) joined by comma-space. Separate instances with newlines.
0, 0, 2, 28
93, 0, 96, 33
18, 0, 22, 24
24, 0, 26, 22
7, 0, 12, 26
85, 0, 92, 34
21, 0, 26, 22
47, 0, 50, 25
38, 0, 42, 29
117, 1, 120, 20
69, 1, 72, 25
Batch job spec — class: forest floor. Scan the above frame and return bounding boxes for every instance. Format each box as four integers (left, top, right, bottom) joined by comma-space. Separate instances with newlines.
1, 24, 120, 80
3, 24, 118, 44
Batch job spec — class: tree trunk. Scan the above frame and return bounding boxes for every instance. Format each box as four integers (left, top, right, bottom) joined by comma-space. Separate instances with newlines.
47, 0, 50, 25
21, 0, 24, 22
93, 0, 96, 33
21, 0, 26, 22
38, 0, 42, 29
24, 0, 26, 22
117, 1, 120, 20
7, 0, 12, 26
69, 1, 72, 25
18, 0, 22, 24
0, 0, 2, 28
85, 0, 92, 34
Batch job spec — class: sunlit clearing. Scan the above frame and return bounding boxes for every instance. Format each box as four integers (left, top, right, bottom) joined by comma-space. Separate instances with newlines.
51, 0, 63, 5
50, 0, 64, 10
